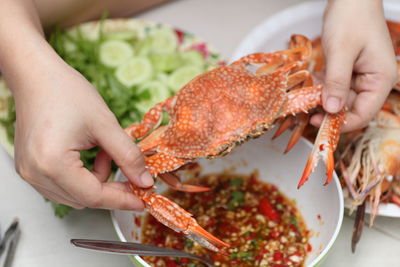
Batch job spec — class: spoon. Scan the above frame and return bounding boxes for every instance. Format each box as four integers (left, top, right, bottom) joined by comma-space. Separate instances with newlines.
71, 239, 214, 267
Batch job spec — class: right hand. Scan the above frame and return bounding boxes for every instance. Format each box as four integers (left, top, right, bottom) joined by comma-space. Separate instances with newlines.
310, 0, 398, 132
12, 61, 153, 210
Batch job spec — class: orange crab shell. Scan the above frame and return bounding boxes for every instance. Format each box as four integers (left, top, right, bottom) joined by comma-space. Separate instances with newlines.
155, 62, 298, 158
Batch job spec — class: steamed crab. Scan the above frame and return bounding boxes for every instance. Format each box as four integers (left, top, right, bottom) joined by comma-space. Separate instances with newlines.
124, 35, 345, 253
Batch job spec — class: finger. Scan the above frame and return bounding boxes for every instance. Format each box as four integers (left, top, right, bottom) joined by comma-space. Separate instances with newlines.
104, 181, 136, 193
310, 113, 324, 127
322, 40, 359, 113
35, 187, 84, 209
93, 116, 153, 188
345, 89, 357, 109
92, 149, 112, 182
56, 159, 145, 210
310, 89, 357, 128
342, 85, 386, 132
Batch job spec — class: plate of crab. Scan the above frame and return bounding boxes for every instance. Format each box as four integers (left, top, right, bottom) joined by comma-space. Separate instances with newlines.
111, 4, 348, 265
232, 0, 400, 252
110, 1, 400, 265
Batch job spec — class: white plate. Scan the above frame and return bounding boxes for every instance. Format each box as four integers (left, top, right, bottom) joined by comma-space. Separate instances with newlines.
232, 0, 400, 218
112, 131, 344, 267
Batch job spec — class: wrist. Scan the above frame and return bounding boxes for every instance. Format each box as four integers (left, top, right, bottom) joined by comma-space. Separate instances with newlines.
0, 0, 47, 83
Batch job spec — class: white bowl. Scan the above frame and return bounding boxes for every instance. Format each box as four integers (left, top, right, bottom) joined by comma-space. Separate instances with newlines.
111, 131, 344, 266
231, 0, 400, 218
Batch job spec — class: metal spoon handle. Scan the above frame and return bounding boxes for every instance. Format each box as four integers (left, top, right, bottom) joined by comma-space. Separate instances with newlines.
71, 239, 214, 267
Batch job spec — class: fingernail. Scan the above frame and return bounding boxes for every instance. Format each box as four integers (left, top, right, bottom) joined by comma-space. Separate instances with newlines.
140, 171, 154, 187
325, 96, 341, 113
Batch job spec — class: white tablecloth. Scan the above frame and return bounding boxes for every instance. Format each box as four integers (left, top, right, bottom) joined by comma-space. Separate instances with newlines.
1, 0, 400, 266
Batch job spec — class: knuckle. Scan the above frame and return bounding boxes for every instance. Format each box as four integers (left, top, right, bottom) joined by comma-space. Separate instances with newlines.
35, 146, 62, 177
15, 148, 38, 184
89, 110, 118, 132
17, 135, 62, 178
119, 145, 145, 169
324, 79, 348, 94
15, 160, 32, 182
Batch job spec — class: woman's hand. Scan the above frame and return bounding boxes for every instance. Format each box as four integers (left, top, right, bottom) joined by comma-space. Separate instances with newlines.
0, 0, 154, 211
11, 62, 153, 210
311, 0, 398, 132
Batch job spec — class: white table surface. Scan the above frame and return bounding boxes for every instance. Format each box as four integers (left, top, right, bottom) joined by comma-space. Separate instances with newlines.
1, 0, 400, 266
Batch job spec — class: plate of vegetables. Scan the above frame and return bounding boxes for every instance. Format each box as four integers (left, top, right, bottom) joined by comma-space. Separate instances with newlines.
0, 17, 223, 216
112, 131, 344, 267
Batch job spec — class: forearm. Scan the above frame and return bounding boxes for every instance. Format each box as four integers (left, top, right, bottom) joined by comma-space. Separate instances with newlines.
35, 0, 170, 29
0, 0, 66, 96
0, 0, 170, 91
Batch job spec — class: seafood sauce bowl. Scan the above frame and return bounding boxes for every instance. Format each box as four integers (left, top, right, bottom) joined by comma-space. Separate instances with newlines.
111, 131, 344, 267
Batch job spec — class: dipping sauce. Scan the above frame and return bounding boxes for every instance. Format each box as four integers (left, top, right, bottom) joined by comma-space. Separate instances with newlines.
142, 172, 310, 266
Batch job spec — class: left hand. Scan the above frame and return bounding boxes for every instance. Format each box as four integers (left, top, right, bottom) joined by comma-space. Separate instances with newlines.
311, 0, 398, 132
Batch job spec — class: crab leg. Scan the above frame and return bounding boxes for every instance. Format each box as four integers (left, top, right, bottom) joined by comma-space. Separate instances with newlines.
286, 114, 310, 153
145, 152, 211, 192
125, 97, 210, 192
298, 111, 345, 188
232, 44, 311, 70
272, 116, 295, 139
273, 114, 310, 153
159, 172, 211, 192
280, 86, 322, 116
131, 185, 230, 253
272, 86, 321, 152
125, 96, 176, 140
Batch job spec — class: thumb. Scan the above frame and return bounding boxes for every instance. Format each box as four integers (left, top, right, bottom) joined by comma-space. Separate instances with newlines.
93, 117, 154, 188
322, 44, 356, 113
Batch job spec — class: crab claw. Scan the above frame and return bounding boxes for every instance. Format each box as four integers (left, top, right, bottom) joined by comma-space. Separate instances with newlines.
159, 173, 211, 192
298, 111, 345, 189
131, 185, 230, 253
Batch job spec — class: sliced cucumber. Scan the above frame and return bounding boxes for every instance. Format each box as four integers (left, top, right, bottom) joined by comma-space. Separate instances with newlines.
136, 81, 170, 114
136, 27, 178, 55
99, 40, 134, 68
103, 31, 137, 41
181, 50, 205, 67
63, 40, 77, 53
167, 66, 203, 92
149, 27, 178, 53
149, 52, 182, 72
156, 72, 169, 85
115, 57, 153, 87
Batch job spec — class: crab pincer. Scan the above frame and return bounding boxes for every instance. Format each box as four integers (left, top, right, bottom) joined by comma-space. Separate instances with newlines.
298, 111, 346, 188
130, 185, 230, 253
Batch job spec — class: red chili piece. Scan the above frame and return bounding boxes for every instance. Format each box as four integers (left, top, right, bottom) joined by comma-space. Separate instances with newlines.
134, 217, 141, 227
307, 243, 313, 252
273, 251, 283, 261
165, 259, 178, 267
259, 198, 280, 222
